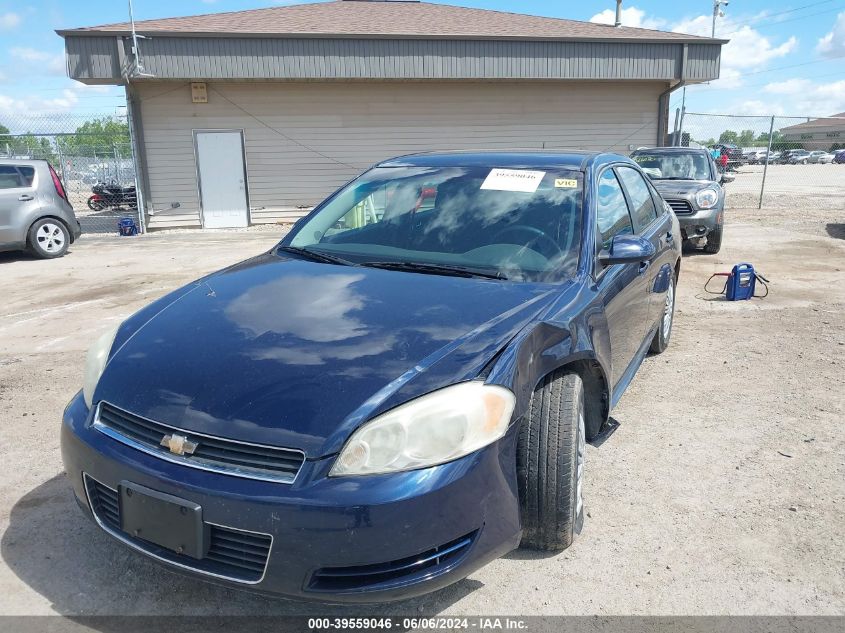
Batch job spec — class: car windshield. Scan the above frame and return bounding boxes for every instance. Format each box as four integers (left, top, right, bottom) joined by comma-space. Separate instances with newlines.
285, 165, 583, 282
631, 152, 712, 180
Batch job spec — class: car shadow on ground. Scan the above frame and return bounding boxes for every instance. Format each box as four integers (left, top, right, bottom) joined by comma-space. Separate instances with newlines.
825, 223, 845, 240
1, 474, 481, 619
0, 250, 77, 264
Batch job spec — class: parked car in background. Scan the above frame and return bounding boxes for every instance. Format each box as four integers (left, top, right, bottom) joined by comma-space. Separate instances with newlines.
62, 150, 681, 602
786, 150, 812, 164
833, 149, 845, 164
713, 143, 744, 168
0, 159, 81, 258
743, 150, 763, 164
632, 147, 729, 254
808, 151, 835, 164
777, 149, 803, 164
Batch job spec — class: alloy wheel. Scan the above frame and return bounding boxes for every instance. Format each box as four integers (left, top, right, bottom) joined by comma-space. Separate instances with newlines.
36, 223, 65, 254
663, 282, 675, 336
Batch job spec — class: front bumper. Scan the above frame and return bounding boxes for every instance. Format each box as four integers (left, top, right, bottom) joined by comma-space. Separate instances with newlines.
673, 206, 722, 239
61, 392, 522, 602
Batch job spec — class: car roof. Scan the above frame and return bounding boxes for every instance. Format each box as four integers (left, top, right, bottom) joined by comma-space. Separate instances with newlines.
631, 147, 710, 154
0, 158, 49, 165
376, 150, 631, 171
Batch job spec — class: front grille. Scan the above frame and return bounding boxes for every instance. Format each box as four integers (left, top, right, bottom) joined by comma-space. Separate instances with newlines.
309, 532, 477, 592
84, 474, 272, 583
666, 199, 693, 215
94, 402, 305, 483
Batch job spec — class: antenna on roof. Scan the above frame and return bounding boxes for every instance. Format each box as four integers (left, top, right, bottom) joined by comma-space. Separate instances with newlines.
128, 0, 155, 78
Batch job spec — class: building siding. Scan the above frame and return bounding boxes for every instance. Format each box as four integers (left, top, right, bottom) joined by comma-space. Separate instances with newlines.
64, 35, 721, 82
137, 80, 665, 229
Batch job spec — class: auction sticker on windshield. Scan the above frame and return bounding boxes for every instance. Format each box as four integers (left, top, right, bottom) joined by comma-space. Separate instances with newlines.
480, 168, 546, 193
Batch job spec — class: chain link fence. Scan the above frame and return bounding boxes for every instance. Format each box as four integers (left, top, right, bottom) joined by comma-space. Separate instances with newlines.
0, 112, 141, 234
673, 112, 845, 211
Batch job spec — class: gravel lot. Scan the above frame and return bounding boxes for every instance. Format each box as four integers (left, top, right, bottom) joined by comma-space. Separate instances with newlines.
0, 203, 843, 616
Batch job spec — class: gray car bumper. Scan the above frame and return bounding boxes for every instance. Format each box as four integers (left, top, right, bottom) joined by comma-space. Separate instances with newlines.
676, 207, 722, 239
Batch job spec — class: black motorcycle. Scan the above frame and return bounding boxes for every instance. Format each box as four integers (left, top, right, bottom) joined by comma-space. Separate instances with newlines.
87, 181, 137, 211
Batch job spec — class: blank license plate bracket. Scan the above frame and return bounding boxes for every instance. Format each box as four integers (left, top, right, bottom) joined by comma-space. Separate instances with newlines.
119, 481, 209, 559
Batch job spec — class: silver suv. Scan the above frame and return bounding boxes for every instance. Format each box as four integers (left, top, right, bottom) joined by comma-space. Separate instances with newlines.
0, 159, 82, 258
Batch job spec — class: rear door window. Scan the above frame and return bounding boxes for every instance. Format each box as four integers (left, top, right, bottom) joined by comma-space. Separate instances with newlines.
18, 166, 35, 186
0, 165, 24, 189
0, 165, 35, 189
616, 166, 658, 231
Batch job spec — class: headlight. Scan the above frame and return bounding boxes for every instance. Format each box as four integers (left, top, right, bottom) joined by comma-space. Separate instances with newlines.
695, 188, 720, 209
82, 325, 120, 408
330, 382, 515, 476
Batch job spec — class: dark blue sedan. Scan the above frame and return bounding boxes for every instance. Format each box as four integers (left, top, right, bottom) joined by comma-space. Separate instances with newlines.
62, 151, 680, 602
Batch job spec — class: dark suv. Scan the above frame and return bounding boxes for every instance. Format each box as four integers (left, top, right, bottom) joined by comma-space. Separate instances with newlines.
0, 159, 81, 258
712, 143, 744, 169
631, 147, 732, 254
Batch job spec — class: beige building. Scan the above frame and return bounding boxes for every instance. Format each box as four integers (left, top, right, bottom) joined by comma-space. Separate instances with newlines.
59, 1, 723, 230
780, 113, 845, 150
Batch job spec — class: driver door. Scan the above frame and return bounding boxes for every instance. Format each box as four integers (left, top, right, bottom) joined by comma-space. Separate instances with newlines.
593, 167, 651, 389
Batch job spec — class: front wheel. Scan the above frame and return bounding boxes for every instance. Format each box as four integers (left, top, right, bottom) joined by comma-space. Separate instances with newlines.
704, 223, 723, 254
650, 269, 676, 354
517, 372, 585, 551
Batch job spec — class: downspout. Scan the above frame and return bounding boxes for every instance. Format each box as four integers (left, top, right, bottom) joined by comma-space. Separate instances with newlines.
656, 44, 688, 146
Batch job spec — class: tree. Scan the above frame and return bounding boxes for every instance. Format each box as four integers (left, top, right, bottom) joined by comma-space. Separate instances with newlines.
718, 130, 739, 144
0, 122, 56, 162
737, 129, 756, 147
56, 117, 130, 157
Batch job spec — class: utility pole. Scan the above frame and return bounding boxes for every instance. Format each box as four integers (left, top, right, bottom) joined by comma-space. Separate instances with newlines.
712, 0, 729, 37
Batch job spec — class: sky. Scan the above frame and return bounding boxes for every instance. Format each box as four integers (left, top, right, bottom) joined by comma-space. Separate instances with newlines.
0, 0, 843, 133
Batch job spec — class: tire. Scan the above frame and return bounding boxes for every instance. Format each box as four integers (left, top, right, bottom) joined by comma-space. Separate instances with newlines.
28, 218, 70, 259
87, 196, 104, 211
802, 159, 808, 165
704, 223, 723, 254
650, 269, 676, 354
517, 371, 585, 551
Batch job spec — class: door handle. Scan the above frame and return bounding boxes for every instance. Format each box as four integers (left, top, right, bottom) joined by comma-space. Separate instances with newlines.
638, 261, 651, 275
666, 231, 674, 242
18, 194, 34, 201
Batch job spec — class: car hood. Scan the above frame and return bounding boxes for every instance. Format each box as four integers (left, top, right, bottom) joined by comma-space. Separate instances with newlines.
651, 179, 717, 198
95, 253, 560, 457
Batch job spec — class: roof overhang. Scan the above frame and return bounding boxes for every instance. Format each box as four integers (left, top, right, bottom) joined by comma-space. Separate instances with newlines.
61, 33, 722, 84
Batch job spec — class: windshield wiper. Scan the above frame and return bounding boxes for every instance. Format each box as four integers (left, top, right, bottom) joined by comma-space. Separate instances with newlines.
360, 261, 507, 280
277, 245, 356, 266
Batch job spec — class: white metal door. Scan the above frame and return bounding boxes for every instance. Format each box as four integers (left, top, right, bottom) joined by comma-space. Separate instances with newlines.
195, 130, 249, 228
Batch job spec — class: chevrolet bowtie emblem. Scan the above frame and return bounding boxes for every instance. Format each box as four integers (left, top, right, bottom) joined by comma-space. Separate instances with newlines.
160, 433, 198, 456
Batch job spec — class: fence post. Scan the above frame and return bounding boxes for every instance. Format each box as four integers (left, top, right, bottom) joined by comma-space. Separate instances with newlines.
677, 106, 686, 147
758, 115, 775, 210
56, 141, 67, 186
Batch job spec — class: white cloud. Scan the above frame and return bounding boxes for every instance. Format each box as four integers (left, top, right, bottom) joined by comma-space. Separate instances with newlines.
589, 6, 666, 30
817, 12, 845, 58
9, 47, 66, 76
763, 79, 813, 95
672, 15, 797, 76
0, 11, 21, 30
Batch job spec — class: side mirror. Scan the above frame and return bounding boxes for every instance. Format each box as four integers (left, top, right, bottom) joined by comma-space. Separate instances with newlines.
720, 173, 735, 184
599, 234, 656, 266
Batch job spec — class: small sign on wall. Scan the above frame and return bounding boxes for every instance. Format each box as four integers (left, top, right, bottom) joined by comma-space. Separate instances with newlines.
191, 82, 208, 104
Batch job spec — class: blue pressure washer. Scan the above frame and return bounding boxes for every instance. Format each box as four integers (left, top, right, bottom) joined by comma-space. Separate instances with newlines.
705, 263, 769, 300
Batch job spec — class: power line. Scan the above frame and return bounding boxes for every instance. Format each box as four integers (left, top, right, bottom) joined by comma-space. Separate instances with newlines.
719, 5, 845, 37
727, 0, 842, 30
